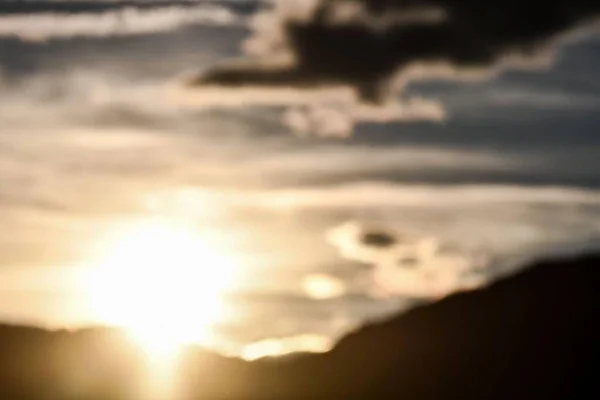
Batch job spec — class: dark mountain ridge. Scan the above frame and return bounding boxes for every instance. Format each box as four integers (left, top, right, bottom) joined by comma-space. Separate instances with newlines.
1, 253, 599, 399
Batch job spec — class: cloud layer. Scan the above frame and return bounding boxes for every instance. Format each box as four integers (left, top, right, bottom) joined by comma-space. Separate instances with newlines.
181, 0, 600, 135
0, 10, 599, 356
0, 1, 245, 41
195, 0, 600, 97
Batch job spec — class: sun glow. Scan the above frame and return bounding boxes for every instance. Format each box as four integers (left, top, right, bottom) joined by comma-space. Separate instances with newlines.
82, 218, 237, 360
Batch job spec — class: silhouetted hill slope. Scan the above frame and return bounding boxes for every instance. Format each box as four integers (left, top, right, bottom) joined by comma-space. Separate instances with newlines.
253, 253, 600, 399
1, 253, 599, 399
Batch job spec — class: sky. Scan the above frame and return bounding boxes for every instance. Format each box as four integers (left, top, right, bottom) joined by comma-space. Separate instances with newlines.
0, 0, 600, 358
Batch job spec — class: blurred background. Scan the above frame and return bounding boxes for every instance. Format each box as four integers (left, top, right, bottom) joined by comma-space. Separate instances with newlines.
0, 0, 599, 359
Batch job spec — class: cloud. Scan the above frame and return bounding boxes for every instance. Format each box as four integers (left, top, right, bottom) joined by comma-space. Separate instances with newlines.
249, 183, 600, 211
196, 0, 600, 96
239, 145, 532, 184
305, 183, 600, 299
281, 97, 445, 138
326, 220, 400, 264
483, 87, 600, 108
170, 83, 445, 137
360, 231, 396, 249
326, 220, 488, 298
180, 0, 600, 136
0, 3, 242, 41
0, 1, 259, 16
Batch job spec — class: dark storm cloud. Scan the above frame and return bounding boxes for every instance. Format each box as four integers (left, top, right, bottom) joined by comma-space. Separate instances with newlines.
191, 0, 600, 103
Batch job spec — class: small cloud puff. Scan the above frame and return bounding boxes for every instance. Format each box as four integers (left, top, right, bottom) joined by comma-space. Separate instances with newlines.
326, 220, 487, 298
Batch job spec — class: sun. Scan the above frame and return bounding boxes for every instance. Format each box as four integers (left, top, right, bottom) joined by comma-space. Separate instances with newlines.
81, 218, 237, 360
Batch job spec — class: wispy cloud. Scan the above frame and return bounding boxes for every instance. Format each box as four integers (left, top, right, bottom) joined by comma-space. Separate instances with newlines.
242, 183, 600, 210
0, 3, 242, 41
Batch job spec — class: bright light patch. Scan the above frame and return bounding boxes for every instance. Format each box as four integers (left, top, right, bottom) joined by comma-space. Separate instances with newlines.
303, 273, 347, 300
81, 218, 238, 361
241, 334, 332, 361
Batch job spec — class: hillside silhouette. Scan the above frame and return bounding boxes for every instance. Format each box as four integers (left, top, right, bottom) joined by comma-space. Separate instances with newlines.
1, 253, 599, 399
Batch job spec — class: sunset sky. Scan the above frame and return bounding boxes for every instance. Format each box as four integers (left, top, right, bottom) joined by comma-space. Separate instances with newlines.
0, 0, 599, 358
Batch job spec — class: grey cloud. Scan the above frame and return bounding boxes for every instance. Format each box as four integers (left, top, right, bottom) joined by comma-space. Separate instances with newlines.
0, 1, 262, 16
181, 0, 600, 135
193, 0, 600, 100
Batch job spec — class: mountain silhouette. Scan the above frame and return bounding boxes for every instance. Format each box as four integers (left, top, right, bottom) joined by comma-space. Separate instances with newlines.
0, 253, 598, 399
